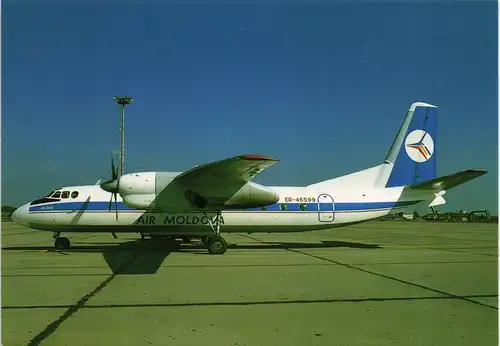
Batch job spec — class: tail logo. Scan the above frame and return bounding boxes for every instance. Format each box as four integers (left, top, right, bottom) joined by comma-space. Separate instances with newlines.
404, 129, 434, 163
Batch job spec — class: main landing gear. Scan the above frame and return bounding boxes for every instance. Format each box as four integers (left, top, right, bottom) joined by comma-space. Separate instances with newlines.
203, 210, 228, 255
53, 232, 71, 249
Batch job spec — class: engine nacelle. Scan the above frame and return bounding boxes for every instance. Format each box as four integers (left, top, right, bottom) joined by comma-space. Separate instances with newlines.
122, 194, 156, 210
118, 172, 156, 196
223, 182, 279, 209
116, 171, 280, 211
118, 172, 157, 210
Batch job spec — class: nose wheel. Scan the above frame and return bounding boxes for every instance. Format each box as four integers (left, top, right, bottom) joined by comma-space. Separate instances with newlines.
53, 232, 71, 249
204, 210, 228, 254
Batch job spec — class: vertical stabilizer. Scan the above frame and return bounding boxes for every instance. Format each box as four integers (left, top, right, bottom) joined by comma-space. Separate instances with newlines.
377, 102, 438, 187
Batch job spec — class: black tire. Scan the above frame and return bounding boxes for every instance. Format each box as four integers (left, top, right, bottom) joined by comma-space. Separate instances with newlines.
207, 236, 227, 254
55, 237, 70, 249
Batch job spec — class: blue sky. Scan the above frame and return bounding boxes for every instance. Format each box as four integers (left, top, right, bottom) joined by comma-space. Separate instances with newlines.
2, 2, 498, 213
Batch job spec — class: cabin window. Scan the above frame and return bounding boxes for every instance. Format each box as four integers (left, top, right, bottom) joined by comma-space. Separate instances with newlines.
280, 203, 288, 211
52, 191, 61, 198
300, 203, 307, 211
61, 191, 70, 199
71, 191, 79, 198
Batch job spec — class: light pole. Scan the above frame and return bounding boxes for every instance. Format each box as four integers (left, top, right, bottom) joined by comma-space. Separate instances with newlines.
113, 96, 134, 177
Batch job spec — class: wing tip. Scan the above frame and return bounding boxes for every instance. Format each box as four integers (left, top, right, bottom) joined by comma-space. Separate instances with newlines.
241, 154, 279, 162
410, 101, 438, 111
465, 169, 488, 175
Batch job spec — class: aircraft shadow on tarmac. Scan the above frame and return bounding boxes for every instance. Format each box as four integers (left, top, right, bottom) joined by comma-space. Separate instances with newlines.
2, 240, 173, 275
1, 239, 381, 275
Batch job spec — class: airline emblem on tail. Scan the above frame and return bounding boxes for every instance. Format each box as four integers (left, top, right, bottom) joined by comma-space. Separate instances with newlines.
404, 129, 434, 163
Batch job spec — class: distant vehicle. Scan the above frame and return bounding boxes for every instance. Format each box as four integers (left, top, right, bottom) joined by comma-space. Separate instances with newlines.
11, 102, 487, 254
469, 210, 490, 221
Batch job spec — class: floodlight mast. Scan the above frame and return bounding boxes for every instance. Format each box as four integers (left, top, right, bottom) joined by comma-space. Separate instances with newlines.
113, 96, 134, 177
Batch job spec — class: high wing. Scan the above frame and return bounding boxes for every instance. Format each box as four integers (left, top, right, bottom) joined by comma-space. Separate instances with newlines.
152, 155, 280, 212
409, 169, 487, 192
176, 154, 278, 183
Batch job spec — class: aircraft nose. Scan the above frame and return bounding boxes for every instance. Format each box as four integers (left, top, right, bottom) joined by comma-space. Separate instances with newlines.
11, 203, 30, 227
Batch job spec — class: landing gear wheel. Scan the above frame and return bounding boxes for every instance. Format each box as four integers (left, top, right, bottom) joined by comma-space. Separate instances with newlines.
55, 237, 70, 249
207, 236, 227, 255
203, 209, 227, 254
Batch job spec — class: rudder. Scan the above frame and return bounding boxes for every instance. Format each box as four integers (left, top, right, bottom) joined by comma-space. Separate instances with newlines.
385, 102, 438, 187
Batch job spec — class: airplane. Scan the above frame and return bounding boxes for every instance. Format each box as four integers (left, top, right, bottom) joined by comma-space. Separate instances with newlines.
11, 102, 487, 255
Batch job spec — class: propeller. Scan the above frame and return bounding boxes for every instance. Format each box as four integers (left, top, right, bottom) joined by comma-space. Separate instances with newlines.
100, 154, 121, 220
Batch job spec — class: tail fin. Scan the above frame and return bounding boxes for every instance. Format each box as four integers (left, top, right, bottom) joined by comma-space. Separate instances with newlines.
380, 102, 438, 188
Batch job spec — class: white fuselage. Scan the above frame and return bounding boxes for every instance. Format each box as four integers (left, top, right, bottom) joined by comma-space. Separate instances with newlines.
14, 184, 432, 236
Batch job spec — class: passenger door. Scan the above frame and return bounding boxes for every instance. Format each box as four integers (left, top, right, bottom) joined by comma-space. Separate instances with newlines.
317, 194, 335, 222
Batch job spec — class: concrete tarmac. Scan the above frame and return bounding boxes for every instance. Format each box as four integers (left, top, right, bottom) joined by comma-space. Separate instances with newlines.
2, 221, 498, 346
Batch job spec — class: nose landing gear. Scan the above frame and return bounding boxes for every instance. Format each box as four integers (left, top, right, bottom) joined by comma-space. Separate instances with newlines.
53, 232, 71, 249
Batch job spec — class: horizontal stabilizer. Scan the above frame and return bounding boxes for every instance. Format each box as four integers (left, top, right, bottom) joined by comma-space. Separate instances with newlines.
409, 169, 487, 191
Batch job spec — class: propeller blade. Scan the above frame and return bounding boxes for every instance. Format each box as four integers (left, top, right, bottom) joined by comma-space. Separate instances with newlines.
101, 152, 120, 193
114, 191, 118, 220
108, 193, 113, 211
102, 152, 122, 219
111, 155, 118, 181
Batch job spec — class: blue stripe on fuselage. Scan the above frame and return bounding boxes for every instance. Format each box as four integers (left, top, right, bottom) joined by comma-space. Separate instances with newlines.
28, 200, 422, 213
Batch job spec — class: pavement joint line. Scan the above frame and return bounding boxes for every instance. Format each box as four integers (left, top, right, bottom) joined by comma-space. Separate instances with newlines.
3, 294, 498, 310
366, 243, 497, 257
1, 234, 101, 249
387, 244, 495, 248
2, 230, 41, 237
2, 273, 113, 277
25, 246, 143, 346
423, 246, 498, 258
377, 244, 498, 258
383, 234, 495, 241
238, 234, 499, 311
2, 259, 495, 275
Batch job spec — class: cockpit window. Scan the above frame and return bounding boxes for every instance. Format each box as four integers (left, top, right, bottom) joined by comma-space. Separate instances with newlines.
30, 190, 65, 206
71, 191, 79, 198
